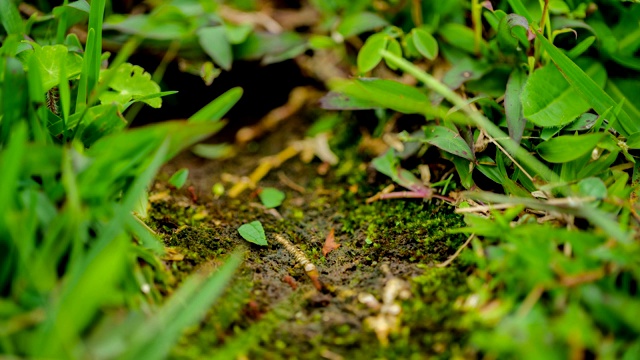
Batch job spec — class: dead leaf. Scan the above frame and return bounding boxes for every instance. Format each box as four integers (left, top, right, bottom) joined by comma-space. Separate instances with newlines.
322, 228, 340, 257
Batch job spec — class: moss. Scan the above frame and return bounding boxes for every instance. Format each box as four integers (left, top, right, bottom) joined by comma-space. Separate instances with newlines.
145, 137, 474, 358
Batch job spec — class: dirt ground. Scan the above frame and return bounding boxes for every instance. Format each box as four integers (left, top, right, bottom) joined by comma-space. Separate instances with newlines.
145, 114, 473, 359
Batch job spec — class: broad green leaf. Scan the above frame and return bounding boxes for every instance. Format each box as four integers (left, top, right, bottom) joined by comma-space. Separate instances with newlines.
198, 26, 233, 71
505, 68, 527, 144
521, 59, 606, 127
412, 28, 438, 60
421, 125, 475, 161
337, 12, 388, 38
536, 32, 639, 136
357, 33, 388, 73
99, 63, 162, 108
22, 45, 83, 92
238, 221, 267, 246
535, 133, 604, 163
189, 87, 243, 123
259, 187, 285, 208
168, 168, 189, 189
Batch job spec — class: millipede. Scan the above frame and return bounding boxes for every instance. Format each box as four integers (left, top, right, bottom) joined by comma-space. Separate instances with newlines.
274, 234, 322, 291
45, 86, 60, 116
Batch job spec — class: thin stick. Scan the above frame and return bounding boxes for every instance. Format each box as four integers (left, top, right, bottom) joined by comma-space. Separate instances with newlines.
437, 234, 474, 268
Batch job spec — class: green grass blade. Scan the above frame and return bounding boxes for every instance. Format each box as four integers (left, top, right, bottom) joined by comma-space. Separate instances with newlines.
0, 0, 24, 35
536, 32, 639, 137
189, 87, 243, 123
123, 251, 243, 360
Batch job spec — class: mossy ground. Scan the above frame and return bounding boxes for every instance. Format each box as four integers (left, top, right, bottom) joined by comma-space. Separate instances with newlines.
145, 116, 474, 359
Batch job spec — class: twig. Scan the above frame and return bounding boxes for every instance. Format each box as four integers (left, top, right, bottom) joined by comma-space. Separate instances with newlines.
278, 171, 305, 193
437, 234, 475, 268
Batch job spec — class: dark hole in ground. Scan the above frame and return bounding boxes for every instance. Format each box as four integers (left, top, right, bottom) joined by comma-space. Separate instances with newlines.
127, 55, 318, 139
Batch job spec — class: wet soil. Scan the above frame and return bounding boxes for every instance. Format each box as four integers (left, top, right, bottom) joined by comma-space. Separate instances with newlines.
145, 113, 474, 359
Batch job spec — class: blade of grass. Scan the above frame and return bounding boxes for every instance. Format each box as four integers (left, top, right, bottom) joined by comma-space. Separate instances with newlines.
189, 87, 244, 123
122, 251, 243, 360
0, 0, 24, 35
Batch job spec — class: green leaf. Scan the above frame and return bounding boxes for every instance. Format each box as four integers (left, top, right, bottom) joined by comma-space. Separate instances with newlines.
439, 23, 486, 54
168, 168, 189, 189
198, 26, 233, 71
384, 38, 403, 70
576, 177, 607, 199
259, 187, 285, 208
224, 23, 253, 44
505, 68, 527, 144
371, 149, 428, 193
337, 12, 388, 38
411, 28, 438, 60
329, 78, 428, 115
421, 125, 474, 161
189, 87, 243, 123
536, 133, 604, 163
357, 33, 388, 73
99, 63, 162, 108
238, 221, 267, 246
521, 59, 606, 127
24, 45, 83, 92
496, 13, 529, 52
536, 32, 639, 136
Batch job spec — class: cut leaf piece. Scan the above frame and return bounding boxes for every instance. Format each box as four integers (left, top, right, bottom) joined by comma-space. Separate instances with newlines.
536, 133, 604, 163
259, 187, 285, 208
238, 221, 267, 246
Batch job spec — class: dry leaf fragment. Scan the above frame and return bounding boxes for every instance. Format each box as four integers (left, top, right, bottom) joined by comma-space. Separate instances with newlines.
322, 228, 340, 257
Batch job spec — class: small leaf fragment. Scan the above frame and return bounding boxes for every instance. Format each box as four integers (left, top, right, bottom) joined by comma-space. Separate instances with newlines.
259, 187, 285, 208
168, 168, 189, 189
322, 228, 340, 257
238, 221, 267, 246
